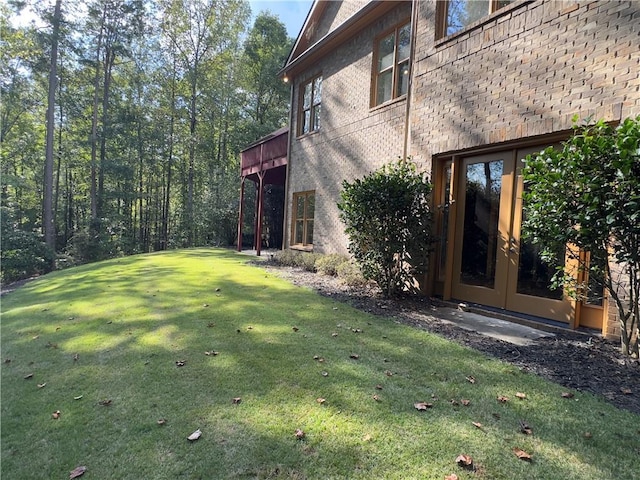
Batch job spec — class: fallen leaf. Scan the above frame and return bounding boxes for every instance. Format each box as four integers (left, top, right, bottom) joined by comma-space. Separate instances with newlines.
74, 395, 83, 400
157, 419, 166, 425
313, 355, 320, 360
232, 397, 242, 404
204, 351, 218, 356
519, 420, 533, 435
497, 395, 509, 403
362, 433, 373, 442
4, 358, 10, 364
515, 392, 526, 400
584, 431, 592, 439
513, 447, 532, 461
331, 332, 338, 337
247, 326, 253, 330
414, 402, 433, 411
455, 454, 473, 469
372, 395, 380, 401
349, 354, 360, 360
292, 326, 299, 332
466, 376, 476, 384
207, 322, 215, 328
37, 382, 47, 388
175, 360, 186, 367
73, 353, 79, 362
461, 399, 471, 406
52, 410, 61, 419
24, 373, 34, 379
187, 429, 202, 441
295, 428, 306, 439
561, 392, 574, 399
492, 413, 501, 419
621, 387, 632, 395
98, 399, 112, 406
316, 398, 326, 404
472, 421, 483, 429
352, 328, 362, 333
203, 303, 209, 307
375, 384, 383, 390
321, 371, 329, 377
445, 475, 459, 480
384, 370, 393, 377
69, 465, 87, 479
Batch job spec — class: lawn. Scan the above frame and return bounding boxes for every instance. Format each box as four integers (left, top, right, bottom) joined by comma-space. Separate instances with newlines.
1, 248, 638, 479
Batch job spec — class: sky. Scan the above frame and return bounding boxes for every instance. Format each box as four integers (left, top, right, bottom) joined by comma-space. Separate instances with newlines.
249, 0, 314, 38
10, 0, 314, 39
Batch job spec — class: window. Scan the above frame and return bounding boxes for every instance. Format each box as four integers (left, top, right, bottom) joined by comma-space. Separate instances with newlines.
291, 191, 315, 248
439, 0, 514, 38
373, 21, 411, 107
299, 75, 322, 135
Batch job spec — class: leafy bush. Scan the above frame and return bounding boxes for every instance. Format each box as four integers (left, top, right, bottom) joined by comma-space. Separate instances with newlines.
338, 158, 434, 297
523, 116, 640, 357
1, 229, 55, 284
270, 250, 319, 272
336, 261, 368, 287
315, 253, 349, 276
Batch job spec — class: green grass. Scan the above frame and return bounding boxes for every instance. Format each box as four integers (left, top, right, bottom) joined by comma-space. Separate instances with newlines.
1, 248, 638, 479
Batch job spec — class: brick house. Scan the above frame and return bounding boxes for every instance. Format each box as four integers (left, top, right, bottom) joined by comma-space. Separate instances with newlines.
277, 0, 640, 338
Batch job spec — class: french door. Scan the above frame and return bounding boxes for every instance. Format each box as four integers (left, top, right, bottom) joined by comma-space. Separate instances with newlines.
450, 148, 574, 323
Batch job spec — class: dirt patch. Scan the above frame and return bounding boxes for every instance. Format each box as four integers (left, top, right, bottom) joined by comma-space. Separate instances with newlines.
263, 263, 640, 415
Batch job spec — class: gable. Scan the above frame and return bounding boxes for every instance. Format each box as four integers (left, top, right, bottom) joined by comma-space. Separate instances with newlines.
282, 0, 403, 81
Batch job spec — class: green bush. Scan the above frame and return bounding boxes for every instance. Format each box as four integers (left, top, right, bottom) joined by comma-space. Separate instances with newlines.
270, 250, 319, 272
338, 158, 434, 297
315, 253, 349, 276
336, 261, 368, 287
1, 230, 55, 284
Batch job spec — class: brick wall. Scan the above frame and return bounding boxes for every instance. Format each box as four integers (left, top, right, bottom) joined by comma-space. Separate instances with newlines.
410, 0, 640, 166
286, 2, 412, 255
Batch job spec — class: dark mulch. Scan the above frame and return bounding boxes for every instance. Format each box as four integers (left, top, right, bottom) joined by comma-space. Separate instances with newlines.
263, 263, 640, 415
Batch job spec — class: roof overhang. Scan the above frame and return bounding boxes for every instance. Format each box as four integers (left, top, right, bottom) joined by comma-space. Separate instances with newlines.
279, 1, 402, 81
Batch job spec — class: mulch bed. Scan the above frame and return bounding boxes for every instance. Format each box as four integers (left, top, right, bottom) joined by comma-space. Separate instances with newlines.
263, 263, 640, 415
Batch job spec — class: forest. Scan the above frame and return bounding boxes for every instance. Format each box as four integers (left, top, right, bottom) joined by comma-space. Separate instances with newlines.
1, 0, 292, 282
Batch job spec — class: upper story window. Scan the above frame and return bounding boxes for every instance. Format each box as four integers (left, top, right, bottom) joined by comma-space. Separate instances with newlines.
440, 0, 514, 37
373, 21, 411, 107
299, 75, 322, 135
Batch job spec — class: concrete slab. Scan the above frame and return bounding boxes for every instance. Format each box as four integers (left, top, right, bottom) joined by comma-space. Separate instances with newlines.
434, 307, 555, 346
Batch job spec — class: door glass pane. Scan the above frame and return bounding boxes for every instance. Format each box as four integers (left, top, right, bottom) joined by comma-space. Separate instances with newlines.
460, 159, 503, 288
516, 239, 564, 299
439, 163, 452, 280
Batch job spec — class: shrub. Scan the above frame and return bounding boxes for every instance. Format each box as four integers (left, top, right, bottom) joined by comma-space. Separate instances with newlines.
523, 116, 640, 357
270, 250, 319, 272
338, 158, 434, 297
1, 229, 55, 284
336, 261, 368, 287
315, 253, 349, 276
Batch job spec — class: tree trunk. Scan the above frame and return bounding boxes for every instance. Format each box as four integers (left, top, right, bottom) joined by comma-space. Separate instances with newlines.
43, 0, 62, 253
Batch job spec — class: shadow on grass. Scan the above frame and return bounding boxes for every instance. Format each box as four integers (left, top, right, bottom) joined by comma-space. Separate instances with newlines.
1, 248, 636, 479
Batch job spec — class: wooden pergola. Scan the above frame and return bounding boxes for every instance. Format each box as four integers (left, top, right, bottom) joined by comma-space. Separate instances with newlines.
237, 127, 288, 256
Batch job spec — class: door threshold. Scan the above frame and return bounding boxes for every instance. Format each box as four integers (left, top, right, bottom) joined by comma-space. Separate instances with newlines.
434, 299, 600, 337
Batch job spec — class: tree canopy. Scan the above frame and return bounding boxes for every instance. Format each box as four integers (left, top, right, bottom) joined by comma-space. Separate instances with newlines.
1, 0, 293, 280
